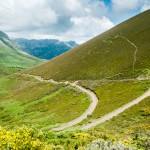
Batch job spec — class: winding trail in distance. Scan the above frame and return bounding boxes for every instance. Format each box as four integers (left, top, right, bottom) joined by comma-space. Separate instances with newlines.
119, 34, 138, 71
81, 88, 150, 130
21, 74, 98, 131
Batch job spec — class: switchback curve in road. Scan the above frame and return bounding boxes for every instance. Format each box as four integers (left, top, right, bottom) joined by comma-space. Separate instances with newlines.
21, 74, 98, 131
81, 88, 150, 130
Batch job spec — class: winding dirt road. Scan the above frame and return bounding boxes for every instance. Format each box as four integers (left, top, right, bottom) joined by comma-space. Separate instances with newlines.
53, 82, 98, 131
19, 74, 150, 131
81, 88, 150, 130
22, 74, 98, 131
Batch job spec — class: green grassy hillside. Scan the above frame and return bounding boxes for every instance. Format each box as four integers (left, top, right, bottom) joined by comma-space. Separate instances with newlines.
0, 10, 150, 150
0, 31, 44, 76
0, 97, 149, 150
77, 79, 150, 125
28, 10, 150, 81
90, 96, 150, 149
0, 74, 90, 129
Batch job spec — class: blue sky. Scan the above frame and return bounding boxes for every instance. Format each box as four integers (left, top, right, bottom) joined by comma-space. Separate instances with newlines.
104, 0, 111, 6
0, 0, 149, 43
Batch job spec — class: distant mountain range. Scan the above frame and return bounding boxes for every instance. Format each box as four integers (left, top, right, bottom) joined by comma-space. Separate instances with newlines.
12, 38, 78, 60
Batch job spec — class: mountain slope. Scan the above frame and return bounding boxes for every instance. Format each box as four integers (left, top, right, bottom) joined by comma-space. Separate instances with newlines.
28, 10, 150, 81
12, 38, 78, 60
0, 31, 44, 76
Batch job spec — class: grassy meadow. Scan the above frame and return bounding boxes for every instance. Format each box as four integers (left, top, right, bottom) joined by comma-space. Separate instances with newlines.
0, 31, 44, 77
1, 96, 148, 150
77, 79, 150, 125
0, 75, 149, 149
0, 74, 90, 129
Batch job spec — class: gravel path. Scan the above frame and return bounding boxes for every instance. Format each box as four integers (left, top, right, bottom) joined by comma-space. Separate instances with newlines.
19, 74, 150, 131
23, 74, 98, 131
81, 88, 150, 130
53, 82, 98, 131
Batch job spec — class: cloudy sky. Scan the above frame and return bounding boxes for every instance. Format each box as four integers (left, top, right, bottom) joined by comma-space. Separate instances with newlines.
0, 0, 150, 43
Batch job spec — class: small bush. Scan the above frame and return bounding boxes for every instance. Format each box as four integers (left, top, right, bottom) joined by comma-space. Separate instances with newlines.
140, 108, 150, 116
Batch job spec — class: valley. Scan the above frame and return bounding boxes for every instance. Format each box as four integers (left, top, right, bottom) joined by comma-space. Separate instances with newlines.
0, 31, 44, 77
12, 39, 78, 60
0, 9, 150, 150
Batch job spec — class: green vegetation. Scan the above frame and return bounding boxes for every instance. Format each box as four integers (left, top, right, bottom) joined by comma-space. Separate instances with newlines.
0, 126, 55, 150
0, 31, 44, 77
28, 10, 150, 81
93, 96, 150, 150
0, 66, 23, 78
0, 74, 90, 129
1, 95, 149, 150
95, 96, 150, 132
12, 97, 150, 149
0, 75, 149, 149
0, 10, 150, 150
0, 125, 135, 150
0, 45, 42, 68
78, 79, 150, 124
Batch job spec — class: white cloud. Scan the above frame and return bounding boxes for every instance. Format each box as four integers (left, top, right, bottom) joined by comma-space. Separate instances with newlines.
67, 16, 114, 43
8, 16, 114, 44
141, 4, 150, 11
0, 0, 58, 32
140, 0, 150, 12
112, 0, 141, 12
109, 0, 150, 24
0, 0, 111, 43
112, 0, 150, 13
0, 0, 149, 43
65, 0, 81, 12
0, 0, 113, 42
